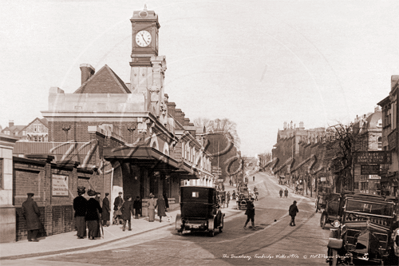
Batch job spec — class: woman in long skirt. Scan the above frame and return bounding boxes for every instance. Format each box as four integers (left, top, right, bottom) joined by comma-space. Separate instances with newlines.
156, 195, 166, 222
148, 193, 156, 222
86, 190, 102, 239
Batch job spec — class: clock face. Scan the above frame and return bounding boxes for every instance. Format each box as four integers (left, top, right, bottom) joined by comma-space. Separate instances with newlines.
136, 30, 152, 47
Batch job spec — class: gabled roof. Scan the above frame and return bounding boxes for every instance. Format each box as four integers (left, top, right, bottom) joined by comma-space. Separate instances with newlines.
21, 117, 49, 131
2, 125, 26, 134
74, 64, 131, 94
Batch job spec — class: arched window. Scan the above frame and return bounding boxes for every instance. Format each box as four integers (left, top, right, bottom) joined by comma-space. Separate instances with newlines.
378, 136, 382, 150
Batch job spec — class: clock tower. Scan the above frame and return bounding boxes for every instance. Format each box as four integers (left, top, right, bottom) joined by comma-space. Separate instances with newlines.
130, 6, 167, 119
130, 5, 159, 66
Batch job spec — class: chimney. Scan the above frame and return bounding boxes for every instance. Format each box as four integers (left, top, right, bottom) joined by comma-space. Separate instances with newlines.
167, 102, 176, 118
299, 121, 304, 129
184, 118, 190, 126
80, 64, 95, 85
175, 109, 182, 124
283, 122, 287, 130
9, 120, 14, 128
392, 75, 399, 90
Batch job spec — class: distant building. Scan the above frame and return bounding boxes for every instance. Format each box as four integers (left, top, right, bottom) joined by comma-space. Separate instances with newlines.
1, 121, 26, 138
378, 75, 399, 197
19, 117, 48, 142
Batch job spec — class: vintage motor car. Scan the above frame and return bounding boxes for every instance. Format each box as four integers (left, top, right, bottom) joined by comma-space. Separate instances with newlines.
236, 185, 251, 210
326, 194, 398, 266
320, 192, 352, 229
175, 184, 224, 237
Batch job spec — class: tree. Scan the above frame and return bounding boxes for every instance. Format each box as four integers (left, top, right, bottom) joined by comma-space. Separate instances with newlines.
193, 117, 241, 149
326, 122, 361, 192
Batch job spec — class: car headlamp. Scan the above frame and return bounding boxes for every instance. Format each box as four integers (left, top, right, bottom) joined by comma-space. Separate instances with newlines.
332, 220, 341, 228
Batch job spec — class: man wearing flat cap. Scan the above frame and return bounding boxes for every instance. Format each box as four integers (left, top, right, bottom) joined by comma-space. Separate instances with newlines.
73, 186, 87, 239
22, 193, 41, 242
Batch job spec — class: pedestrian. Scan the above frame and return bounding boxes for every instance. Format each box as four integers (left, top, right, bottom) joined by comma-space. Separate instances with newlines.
121, 196, 134, 231
148, 193, 156, 222
243, 197, 255, 230
73, 186, 87, 239
86, 189, 102, 240
156, 193, 166, 222
284, 188, 289, 198
279, 189, 283, 198
22, 193, 42, 242
163, 192, 169, 212
102, 193, 110, 227
289, 200, 299, 226
232, 190, 236, 200
113, 192, 124, 225
253, 176, 255, 181
221, 192, 226, 208
226, 191, 230, 208
94, 192, 102, 237
133, 196, 141, 219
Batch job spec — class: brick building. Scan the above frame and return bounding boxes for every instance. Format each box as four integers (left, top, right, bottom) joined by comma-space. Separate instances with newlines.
378, 75, 399, 196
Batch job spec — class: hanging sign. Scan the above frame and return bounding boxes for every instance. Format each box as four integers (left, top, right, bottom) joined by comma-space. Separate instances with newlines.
354, 151, 391, 164
361, 165, 380, 175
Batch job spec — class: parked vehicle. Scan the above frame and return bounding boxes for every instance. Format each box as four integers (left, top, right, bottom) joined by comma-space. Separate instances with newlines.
236, 185, 250, 210
326, 193, 398, 266
320, 193, 350, 229
175, 185, 224, 237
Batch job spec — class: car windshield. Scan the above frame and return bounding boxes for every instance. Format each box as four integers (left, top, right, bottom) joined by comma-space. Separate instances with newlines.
346, 199, 394, 216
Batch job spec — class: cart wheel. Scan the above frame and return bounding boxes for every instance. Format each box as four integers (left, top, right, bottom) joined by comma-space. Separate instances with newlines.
219, 227, 223, 233
209, 230, 215, 237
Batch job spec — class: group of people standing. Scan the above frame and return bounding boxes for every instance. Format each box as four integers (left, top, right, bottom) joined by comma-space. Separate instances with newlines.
73, 186, 104, 240
279, 188, 289, 198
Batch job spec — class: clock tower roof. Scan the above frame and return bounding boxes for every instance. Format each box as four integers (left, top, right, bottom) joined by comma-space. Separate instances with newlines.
131, 6, 160, 28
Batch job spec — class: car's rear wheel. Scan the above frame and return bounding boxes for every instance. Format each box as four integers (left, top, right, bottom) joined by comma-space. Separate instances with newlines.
209, 230, 215, 237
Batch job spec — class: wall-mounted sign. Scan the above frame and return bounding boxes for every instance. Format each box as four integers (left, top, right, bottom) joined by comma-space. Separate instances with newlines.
361, 165, 380, 175
354, 151, 391, 164
369, 175, 381, 180
52, 174, 69, 196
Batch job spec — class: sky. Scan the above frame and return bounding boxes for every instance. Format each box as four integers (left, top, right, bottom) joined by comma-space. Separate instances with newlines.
1, 0, 398, 157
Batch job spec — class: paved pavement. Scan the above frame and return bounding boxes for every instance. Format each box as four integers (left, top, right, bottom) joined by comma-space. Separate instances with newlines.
0, 189, 244, 261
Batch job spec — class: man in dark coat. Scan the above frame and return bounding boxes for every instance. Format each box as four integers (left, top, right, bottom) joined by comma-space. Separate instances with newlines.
121, 196, 134, 231
284, 188, 289, 198
289, 201, 299, 226
133, 196, 141, 219
243, 197, 255, 230
102, 193, 110, 226
73, 186, 87, 239
279, 189, 283, 198
113, 192, 124, 225
22, 193, 41, 242
86, 189, 102, 239
163, 193, 169, 211
156, 194, 166, 223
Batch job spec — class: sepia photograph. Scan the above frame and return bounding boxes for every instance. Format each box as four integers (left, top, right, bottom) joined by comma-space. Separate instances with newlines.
0, 0, 398, 265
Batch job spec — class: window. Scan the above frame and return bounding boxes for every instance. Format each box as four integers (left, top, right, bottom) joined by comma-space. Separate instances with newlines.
378, 137, 382, 150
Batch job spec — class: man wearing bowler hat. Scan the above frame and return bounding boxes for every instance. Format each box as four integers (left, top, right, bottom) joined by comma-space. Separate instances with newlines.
22, 193, 41, 242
